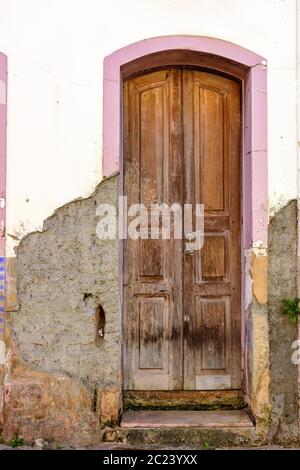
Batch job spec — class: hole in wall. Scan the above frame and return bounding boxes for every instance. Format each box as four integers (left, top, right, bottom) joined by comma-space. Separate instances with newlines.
81, 293, 106, 345
95, 304, 106, 345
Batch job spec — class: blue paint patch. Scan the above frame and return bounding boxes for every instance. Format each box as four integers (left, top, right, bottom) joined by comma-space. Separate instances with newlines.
0, 318, 3, 323
0, 275, 4, 281
0, 285, 4, 290
0, 296, 4, 301
0, 307, 3, 312
0, 267, 4, 272
0, 257, 4, 263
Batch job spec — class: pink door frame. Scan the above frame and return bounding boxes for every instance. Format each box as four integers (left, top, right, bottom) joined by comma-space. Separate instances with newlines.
103, 36, 268, 396
0, 52, 7, 337
103, 36, 268, 249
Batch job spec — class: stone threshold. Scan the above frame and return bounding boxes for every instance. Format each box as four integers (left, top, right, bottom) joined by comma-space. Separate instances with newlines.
121, 410, 254, 429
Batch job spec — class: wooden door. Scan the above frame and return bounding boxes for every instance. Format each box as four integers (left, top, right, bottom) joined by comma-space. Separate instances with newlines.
123, 68, 241, 391
123, 69, 183, 390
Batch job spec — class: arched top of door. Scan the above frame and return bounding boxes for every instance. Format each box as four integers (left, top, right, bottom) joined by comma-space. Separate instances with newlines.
104, 35, 266, 82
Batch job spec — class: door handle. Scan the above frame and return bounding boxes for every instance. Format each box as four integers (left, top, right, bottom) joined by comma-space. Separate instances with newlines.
185, 233, 195, 256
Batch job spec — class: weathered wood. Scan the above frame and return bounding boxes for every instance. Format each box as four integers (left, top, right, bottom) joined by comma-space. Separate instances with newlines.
124, 69, 183, 390
183, 70, 241, 390
124, 68, 241, 392
121, 50, 248, 81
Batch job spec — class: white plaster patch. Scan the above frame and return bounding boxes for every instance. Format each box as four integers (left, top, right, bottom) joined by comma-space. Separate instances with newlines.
252, 241, 268, 256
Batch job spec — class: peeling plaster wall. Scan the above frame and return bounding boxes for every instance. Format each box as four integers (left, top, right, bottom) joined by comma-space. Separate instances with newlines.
2, 167, 300, 446
3, 175, 121, 442
11, 174, 120, 392
268, 201, 299, 443
243, 202, 300, 444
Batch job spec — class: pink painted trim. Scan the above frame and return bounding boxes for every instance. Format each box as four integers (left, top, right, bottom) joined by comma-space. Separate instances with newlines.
0, 52, 7, 261
243, 66, 268, 247
103, 35, 268, 247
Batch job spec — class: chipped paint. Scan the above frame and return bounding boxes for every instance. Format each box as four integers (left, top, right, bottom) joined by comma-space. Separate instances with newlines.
244, 244, 268, 309
252, 250, 268, 305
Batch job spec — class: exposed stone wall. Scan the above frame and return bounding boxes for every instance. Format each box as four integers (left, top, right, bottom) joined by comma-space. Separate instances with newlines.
268, 200, 299, 444
2, 174, 120, 444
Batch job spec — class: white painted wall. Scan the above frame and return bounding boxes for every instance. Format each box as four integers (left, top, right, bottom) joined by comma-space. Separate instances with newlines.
0, 0, 296, 256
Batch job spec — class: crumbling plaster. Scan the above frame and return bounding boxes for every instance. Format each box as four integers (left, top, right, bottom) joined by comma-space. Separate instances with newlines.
1, 174, 121, 444
0, 181, 299, 445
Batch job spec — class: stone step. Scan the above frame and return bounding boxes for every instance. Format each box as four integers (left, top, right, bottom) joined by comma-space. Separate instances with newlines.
116, 410, 255, 446
121, 410, 253, 428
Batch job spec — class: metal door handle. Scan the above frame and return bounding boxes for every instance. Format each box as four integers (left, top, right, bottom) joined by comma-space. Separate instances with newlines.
185, 248, 194, 256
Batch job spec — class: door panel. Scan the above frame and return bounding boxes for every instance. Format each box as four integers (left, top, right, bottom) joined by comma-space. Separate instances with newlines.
199, 233, 228, 282
198, 87, 225, 211
124, 69, 183, 390
183, 70, 241, 390
124, 68, 241, 391
139, 297, 168, 370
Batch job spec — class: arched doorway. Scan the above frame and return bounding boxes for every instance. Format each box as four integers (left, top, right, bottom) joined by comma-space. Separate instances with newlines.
103, 37, 268, 414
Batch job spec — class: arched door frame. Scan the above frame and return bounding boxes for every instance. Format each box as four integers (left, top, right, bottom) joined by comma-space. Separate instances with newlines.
103, 36, 268, 407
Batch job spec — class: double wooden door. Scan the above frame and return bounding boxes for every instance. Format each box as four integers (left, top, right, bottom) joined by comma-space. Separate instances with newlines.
123, 67, 241, 391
